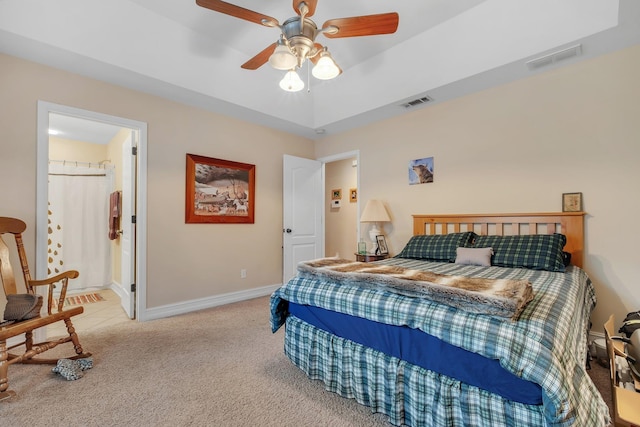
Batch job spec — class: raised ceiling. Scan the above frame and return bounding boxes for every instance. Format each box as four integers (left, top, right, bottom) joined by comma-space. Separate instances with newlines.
1, 0, 639, 140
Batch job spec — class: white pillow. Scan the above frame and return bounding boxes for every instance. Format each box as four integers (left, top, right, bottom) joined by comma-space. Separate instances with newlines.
455, 247, 493, 266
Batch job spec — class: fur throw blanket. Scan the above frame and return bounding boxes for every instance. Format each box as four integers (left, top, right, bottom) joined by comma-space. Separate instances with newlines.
297, 258, 534, 320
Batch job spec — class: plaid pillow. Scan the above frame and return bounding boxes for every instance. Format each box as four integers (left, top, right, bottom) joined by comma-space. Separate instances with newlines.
473, 234, 567, 272
396, 232, 476, 262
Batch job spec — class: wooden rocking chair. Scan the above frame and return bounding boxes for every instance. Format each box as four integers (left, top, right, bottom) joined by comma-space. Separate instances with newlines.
0, 217, 91, 401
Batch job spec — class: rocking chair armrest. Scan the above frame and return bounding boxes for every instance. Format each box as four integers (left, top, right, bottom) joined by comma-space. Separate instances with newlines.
29, 270, 80, 287
28, 270, 80, 313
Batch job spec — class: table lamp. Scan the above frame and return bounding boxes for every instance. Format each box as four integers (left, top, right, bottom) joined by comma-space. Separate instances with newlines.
360, 199, 391, 253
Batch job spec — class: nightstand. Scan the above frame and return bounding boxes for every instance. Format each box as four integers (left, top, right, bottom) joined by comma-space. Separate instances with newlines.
355, 253, 389, 262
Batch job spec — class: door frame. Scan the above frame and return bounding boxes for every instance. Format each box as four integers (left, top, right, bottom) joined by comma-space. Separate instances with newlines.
35, 101, 148, 321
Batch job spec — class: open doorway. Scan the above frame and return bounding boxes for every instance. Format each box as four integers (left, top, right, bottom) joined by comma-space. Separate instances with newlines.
324, 156, 358, 259
35, 102, 148, 339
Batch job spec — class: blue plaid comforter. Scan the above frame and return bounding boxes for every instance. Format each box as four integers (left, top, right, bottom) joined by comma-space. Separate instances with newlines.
270, 258, 610, 426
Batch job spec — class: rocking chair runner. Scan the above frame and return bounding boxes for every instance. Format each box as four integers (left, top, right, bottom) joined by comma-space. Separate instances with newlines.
0, 217, 91, 401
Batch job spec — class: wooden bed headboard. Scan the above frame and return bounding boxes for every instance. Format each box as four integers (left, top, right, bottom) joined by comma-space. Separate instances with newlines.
412, 212, 586, 268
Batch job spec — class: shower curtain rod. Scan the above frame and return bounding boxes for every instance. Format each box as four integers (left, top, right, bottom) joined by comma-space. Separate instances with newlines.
48, 159, 113, 177
49, 172, 107, 177
49, 159, 113, 169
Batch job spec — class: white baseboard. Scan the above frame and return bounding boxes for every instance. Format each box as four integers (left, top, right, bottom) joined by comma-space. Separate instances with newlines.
139, 284, 282, 322
590, 330, 604, 342
109, 281, 125, 300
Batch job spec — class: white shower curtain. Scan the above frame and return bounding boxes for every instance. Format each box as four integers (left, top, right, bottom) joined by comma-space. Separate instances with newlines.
48, 162, 113, 292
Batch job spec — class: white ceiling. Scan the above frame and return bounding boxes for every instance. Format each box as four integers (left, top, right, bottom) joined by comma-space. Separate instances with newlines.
1, 0, 639, 142
48, 114, 125, 145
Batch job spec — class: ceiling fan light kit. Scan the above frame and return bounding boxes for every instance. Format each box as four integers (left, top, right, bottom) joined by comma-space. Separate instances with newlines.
311, 48, 339, 80
269, 39, 297, 70
279, 70, 305, 92
197, 0, 399, 91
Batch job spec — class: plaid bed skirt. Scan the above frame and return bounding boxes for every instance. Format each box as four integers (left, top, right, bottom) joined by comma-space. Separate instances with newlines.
284, 315, 547, 427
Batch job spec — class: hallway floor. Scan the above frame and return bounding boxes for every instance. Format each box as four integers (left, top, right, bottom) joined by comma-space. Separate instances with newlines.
46, 289, 131, 338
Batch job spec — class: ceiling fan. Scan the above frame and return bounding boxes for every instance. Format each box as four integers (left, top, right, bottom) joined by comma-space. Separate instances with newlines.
196, 0, 399, 91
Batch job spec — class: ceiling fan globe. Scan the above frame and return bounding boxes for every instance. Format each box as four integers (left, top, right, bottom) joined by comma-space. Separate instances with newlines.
269, 37, 297, 70
312, 51, 339, 80
279, 70, 305, 92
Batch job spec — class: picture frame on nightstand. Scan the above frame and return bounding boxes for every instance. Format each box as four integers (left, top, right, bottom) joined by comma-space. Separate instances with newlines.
376, 235, 389, 255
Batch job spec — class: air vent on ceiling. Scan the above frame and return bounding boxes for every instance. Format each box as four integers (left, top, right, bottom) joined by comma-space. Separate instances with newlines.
400, 96, 433, 109
526, 44, 582, 71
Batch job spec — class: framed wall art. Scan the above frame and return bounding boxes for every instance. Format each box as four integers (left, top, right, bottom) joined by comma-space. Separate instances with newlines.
562, 192, 583, 212
350, 188, 358, 202
331, 189, 342, 200
185, 154, 255, 224
408, 157, 434, 185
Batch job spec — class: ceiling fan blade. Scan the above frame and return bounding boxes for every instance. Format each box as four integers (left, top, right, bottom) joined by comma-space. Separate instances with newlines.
322, 12, 399, 38
241, 42, 277, 70
196, 0, 278, 27
293, 0, 317, 17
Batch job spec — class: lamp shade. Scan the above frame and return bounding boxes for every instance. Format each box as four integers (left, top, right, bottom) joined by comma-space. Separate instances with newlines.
360, 200, 390, 223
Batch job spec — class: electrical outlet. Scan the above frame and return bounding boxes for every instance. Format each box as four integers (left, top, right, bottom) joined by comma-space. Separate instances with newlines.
240, 269, 247, 279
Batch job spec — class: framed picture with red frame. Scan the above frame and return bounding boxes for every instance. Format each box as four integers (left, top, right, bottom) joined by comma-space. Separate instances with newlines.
185, 154, 255, 224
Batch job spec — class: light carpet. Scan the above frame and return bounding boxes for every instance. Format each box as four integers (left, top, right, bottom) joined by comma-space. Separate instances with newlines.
0, 296, 389, 427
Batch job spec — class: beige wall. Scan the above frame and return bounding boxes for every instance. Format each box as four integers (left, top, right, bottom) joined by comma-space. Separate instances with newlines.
49, 137, 108, 163
0, 53, 314, 309
316, 44, 640, 332
325, 158, 358, 259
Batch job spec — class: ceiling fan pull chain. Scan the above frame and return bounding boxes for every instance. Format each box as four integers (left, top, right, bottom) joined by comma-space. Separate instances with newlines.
307, 61, 311, 93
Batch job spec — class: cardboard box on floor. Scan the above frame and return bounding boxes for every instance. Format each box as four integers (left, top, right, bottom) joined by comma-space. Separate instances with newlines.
605, 315, 640, 427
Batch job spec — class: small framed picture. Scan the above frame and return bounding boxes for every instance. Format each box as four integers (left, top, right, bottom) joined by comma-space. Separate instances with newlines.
331, 189, 342, 200
376, 235, 389, 255
562, 192, 583, 212
349, 188, 357, 202
409, 156, 434, 185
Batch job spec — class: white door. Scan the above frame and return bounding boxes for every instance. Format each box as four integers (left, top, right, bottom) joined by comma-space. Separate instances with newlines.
283, 155, 323, 284
120, 132, 136, 318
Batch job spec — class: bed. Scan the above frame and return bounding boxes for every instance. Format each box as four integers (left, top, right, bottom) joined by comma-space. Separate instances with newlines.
270, 212, 609, 426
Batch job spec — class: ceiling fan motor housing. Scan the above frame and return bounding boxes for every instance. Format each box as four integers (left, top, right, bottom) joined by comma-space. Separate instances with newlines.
282, 17, 318, 66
